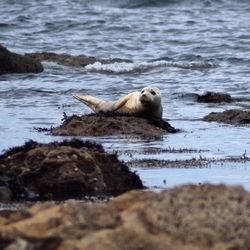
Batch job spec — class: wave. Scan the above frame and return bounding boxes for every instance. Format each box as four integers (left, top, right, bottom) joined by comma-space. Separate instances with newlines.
108, 0, 180, 8
84, 0, 177, 8
85, 61, 217, 74
0, 88, 56, 99
83, 0, 239, 9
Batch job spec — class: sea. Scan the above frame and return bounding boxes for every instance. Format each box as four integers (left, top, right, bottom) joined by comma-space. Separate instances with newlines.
0, 0, 250, 192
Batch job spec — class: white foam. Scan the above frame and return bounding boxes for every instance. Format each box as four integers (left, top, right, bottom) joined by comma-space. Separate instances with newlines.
85, 61, 217, 74
85, 61, 168, 73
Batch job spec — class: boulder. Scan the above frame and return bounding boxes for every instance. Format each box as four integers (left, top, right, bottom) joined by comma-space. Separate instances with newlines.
197, 92, 232, 103
203, 109, 250, 124
0, 184, 249, 249
0, 44, 43, 75
0, 139, 143, 201
50, 113, 179, 139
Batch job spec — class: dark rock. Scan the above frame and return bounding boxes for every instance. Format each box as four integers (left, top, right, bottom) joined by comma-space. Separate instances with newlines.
0, 184, 249, 250
26, 52, 97, 67
26, 52, 132, 67
197, 91, 232, 103
0, 44, 43, 75
0, 139, 143, 201
51, 113, 179, 139
203, 109, 250, 124
0, 186, 12, 202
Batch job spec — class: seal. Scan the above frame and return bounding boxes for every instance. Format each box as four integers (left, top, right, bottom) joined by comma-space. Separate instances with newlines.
74, 86, 163, 119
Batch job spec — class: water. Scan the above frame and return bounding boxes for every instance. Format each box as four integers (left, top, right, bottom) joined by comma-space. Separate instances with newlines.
0, 0, 250, 191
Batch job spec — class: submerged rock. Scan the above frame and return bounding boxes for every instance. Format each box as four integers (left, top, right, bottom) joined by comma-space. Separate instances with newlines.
203, 109, 250, 124
197, 91, 232, 103
0, 44, 43, 75
0, 139, 143, 201
27, 52, 132, 67
51, 113, 179, 139
0, 184, 249, 250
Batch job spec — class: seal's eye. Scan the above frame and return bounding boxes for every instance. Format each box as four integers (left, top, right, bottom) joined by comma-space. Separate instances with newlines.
141, 90, 145, 94
151, 90, 156, 95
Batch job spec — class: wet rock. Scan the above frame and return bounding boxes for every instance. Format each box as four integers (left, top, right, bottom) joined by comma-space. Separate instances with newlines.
0, 44, 43, 75
203, 109, 250, 124
197, 91, 232, 103
51, 113, 179, 139
0, 184, 249, 250
0, 186, 12, 202
0, 139, 143, 201
27, 52, 132, 67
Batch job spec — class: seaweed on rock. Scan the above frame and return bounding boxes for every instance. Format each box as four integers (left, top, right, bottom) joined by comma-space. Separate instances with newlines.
0, 139, 144, 201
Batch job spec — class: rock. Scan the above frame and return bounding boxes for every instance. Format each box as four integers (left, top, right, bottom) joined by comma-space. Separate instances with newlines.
0, 184, 249, 250
0, 139, 143, 201
197, 92, 232, 103
26, 52, 132, 67
0, 186, 12, 202
26, 52, 97, 67
0, 44, 43, 75
203, 109, 250, 124
51, 113, 179, 139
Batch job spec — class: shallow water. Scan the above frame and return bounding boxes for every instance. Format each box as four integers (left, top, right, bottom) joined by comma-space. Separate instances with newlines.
136, 163, 250, 191
0, 0, 250, 191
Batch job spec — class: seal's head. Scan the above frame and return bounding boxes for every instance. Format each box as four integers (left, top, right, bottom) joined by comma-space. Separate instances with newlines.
139, 86, 161, 106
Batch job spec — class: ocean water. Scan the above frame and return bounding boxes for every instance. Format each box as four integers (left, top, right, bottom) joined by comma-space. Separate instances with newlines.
0, 0, 250, 191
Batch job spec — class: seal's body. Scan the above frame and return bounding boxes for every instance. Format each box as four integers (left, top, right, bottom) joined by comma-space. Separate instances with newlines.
74, 86, 163, 119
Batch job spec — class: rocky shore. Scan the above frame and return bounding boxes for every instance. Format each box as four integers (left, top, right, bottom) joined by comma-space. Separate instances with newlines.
203, 109, 250, 124
0, 139, 143, 201
27, 52, 132, 67
0, 184, 249, 250
197, 92, 232, 103
0, 44, 133, 75
49, 113, 179, 139
1, 43, 250, 250
0, 44, 43, 75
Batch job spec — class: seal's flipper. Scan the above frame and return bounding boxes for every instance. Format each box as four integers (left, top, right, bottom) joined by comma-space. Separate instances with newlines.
111, 93, 136, 114
73, 94, 112, 113
112, 97, 128, 111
